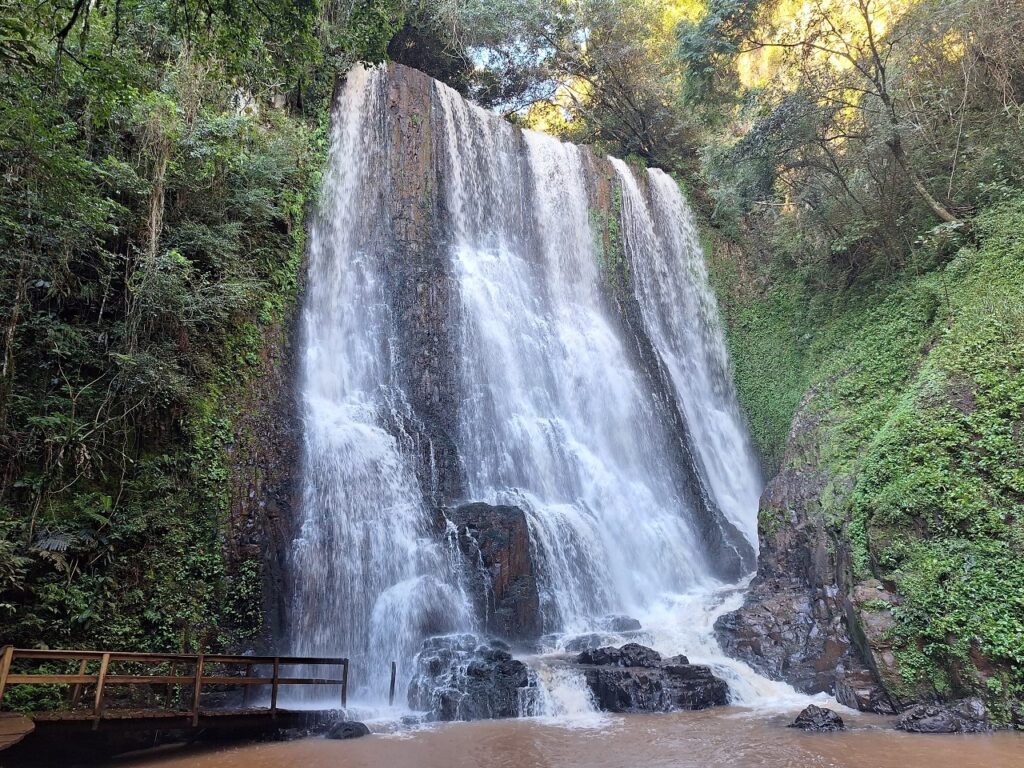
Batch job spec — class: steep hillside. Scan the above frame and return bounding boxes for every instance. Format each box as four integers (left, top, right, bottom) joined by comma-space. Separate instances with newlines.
708, 201, 1024, 720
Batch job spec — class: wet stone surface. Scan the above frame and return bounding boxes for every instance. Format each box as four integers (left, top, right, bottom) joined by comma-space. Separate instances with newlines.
569, 643, 729, 713
325, 721, 371, 740
788, 705, 846, 732
895, 698, 991, 734
408, 634, 540, 722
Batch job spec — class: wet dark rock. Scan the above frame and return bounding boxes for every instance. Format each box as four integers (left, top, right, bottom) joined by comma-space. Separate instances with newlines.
581, 662, 728, 713
383, 64, 464, 504
896, 698, 990, 734
576, 643, 662, 668
325, 721, 371, 739
713, 391, 897, 713
788, 705, 846, 732
562, 633, 607, 653
408, 634, 539, 721
834, 666, 897, 714
663, 654, 691, 665
561, 630, 654, 653
441, 502, 542, 641
571, 643, 728, 713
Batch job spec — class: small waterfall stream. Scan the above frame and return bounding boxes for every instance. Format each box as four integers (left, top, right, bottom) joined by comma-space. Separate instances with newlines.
287, 64, 796, 716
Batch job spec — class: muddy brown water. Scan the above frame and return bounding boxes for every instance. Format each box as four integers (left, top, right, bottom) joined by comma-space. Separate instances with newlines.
114, 708, 1024, 768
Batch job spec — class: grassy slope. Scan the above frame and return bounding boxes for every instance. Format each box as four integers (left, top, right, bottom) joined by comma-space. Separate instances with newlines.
706, 200, 1024, 712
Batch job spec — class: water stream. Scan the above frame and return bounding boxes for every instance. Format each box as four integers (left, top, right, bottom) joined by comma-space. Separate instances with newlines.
119, 712, 1024, 768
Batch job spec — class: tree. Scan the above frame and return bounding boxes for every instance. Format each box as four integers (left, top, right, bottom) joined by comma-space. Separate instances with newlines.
681, 0, 960, 225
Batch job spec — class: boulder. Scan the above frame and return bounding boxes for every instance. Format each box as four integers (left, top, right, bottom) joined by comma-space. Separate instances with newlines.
576, 642, 662, 668
788, 705, 845, 732
582, 663, 728, 713
408, 634, 540, 721
572, 643, 728, 713
561, 630, 654, 653
563, 633, 610, 653
325, 721, 371, 739
895, 698, 990, 734
441, 502, 543, 640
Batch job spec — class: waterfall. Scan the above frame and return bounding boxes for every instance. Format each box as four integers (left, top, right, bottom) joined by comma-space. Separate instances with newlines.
436, 87, 716, 629
288, 66, 471, 702
287, 64, 767, 711
614, 162, 762, 544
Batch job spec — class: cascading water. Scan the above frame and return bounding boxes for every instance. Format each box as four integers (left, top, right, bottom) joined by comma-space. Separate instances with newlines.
614, 162, 762, 544
288, 65, 471, 703
436, 87, 718, 629
287, 64, 805, 716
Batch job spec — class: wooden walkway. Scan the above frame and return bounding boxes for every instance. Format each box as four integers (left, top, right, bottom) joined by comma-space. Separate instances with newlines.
0, 646, 350, 752
0, 712, 33, 751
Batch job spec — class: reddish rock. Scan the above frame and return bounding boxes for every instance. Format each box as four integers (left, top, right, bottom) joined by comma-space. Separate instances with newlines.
443, 502, 542, 640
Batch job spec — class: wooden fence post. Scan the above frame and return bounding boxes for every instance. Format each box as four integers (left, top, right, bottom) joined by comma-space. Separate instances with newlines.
270, 657, 280, 718
241, 662, 254, 707
340, 658, 348, 709
70, 658, 88, 708
0, 646, 14, 709
388, 661, 396, 706
91, 653, 111, 730
191, 654, 205, 727
164, 661, 176, 710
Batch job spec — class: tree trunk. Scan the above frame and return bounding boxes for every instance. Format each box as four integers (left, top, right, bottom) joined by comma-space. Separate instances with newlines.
887, 135, 959, 225
0, 256, 28, 425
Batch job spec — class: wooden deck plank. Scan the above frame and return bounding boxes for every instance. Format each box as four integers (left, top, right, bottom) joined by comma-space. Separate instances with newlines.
0, 646, 351, 744
0, 712, 34, 751
8, 650, 344, 666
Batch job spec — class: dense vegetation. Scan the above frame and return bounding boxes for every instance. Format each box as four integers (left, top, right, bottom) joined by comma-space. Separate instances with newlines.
2, 0, 1021, 718
0, 0, 402, 658
681, 0, 1024, 711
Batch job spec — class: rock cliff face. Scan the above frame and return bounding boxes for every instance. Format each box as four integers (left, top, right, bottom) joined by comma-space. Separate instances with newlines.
222, 315, 302, 648
713, 389, 898, 713
440, 502, 542, 641
380, 65, 465, 504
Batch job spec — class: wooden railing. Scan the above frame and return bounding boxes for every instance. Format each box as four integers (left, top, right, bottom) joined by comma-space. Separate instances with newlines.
0, 646, 348, 729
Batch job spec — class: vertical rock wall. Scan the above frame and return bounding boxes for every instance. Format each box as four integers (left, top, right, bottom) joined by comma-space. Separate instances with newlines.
384, 64, 464, 504
713, 389, 897, 712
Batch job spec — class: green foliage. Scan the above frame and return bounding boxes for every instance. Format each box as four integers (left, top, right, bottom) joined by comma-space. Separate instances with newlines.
677, 0, 766, 107
707, 261, 812, 466
711, 197, 1024, 709
848, 203, 1024, 699
590, 178, 629, 289
0, 0, 397, 657
684, 0, 1024, 278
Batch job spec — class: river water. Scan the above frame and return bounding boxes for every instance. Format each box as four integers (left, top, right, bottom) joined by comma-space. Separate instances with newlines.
118, 710, 1024, 768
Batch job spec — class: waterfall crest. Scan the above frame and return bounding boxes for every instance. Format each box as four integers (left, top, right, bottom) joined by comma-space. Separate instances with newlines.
287, 64, 765, 710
